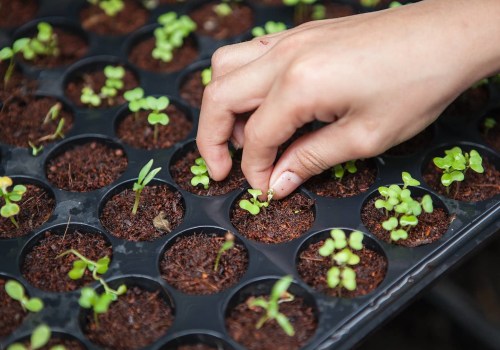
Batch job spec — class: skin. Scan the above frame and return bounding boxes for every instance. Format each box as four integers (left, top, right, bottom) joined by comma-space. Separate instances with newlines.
197, 0, 500, 199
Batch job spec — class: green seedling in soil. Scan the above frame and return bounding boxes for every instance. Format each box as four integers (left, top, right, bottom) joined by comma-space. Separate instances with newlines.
37, 118, 65, 143
213, 2, 232, 16
332, 160, 357, 181
283, 0, 318, 24
213, 231, 235, 271
433, 146, 484, 194
318, 229, 363, 291
80, 65, 125, 107
0, 39, 30, 86
0, 176, 27, 228
153, 12, 196, 63
239, 188, 274, 215
124, 87, 145, 120
43, 102, 62, 124
57, 248, 111, 281
88, 0, 124, 16
144, 96, 170, 143
28, 142, 44, 157
201, 67, 212, 86
190, 157, 210, 189
7, 324, 66, 350
483, 117, 497, 136
375, 172, 434, 241
132, 159, 162, 215
252, 21, 287, 37
5, 279, 44, 312
27, 102, 64, 156
247, 275, 296, 336
18, 22, 59, 61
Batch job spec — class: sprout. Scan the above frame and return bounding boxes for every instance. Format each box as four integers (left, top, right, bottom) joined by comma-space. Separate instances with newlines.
213, 2, 232, 17
16, 22, 59, 61
201, 67, 212, 86
332, 160, 357, 181
252, 21, 287, 37
37, 118, 65, 143
190, 157, 210, 189
132, 159, 162, 215
0, 38, 30, 86
0, 176, 27, 228
247, 275, 296, 336
360, 0, 380, 7
81, 86, 101, 107
43, 102, 62, 125
239, 189, 274, 215
7, 324, 65, 350
80, 65, 126, 107
144, 96, 170, 143
88, 0, 124, 16
78, 286, 126, 316
318, 229, 363, 291
153, 12, 196, 63
311, 4, 326, 20
5, 280, 44, 312
483, 117, 497, 136
124, 87, 145, 119
214, 231, 235, 271
28, 142, 44, 157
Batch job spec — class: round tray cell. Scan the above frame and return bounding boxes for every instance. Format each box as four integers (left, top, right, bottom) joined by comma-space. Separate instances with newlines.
64, 58, 140, 109
100, 179, 185, 241
224, 277, 318, 350
0, 64, 38, 102
361, 186, 451, 247
7, 331, 86, 350
189, 0, 254, 40
45, 137, 128, 192
230, 189, 315, 244
0, 0, 38, 28
160, 333, 233, 349
0, 276, 28, 338
80, 0, 149, 36
81, 276, 175, 350
21, 224, 113, 292
296, 228, 388, 298
304, 158, 378, 198
115, 96, 193, 150
478, 109, 500, 153
13, 19, 88, 69
0, 95, 74, 149
128, 24, 199, 73
422, 144, 500, 202
0, 177, 55, 239
169, 141, 246, 196
383, 125, 435, 157
159, 227, 248, 295
177, 61, 210, 109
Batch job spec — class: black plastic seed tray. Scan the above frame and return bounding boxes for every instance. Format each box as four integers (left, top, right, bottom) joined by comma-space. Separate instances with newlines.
1, 0, 499, 349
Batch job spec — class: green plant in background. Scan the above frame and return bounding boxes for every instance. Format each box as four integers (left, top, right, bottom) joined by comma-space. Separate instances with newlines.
375, 172, 434, 241
132, 159, 162, 215
0, 176, 27, 228
213, 1, 232, 17
7, 324, 65, 350
201, 67, 212, 86
213, 231, 235, 271
27, 102, 65, 156
80, 65, 126, 107
318, 229, 363, 291
123, 87, 145, 120
5, 280, 44, 312
20, 22, 59, 60
28, 142, 44, 157
190, 157, 210, 189
283, 0, 318, 24
247, 275, 295, 336
252, 21, 287, 37
153, 12, 196, 63
433, 147, 484, 194
88, 0, 124, 16
311, 4, 326, 20
239, 189, 274, 215
483, 117, 497, 136
359, 0, 380, 7
332, 160, 357, 181
0, 39, 29, 86
57, 249, 111, 280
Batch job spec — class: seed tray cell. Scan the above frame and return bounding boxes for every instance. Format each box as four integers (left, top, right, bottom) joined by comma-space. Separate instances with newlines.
1, 1, 499, 349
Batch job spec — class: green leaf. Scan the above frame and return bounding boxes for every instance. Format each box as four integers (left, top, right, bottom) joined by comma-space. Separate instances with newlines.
25, 298, 44, 312
433, 157, 447, 169
341, 267, 357, 291
50, 346, 67, 350
116, 284, 127, 295
137, 159, 153, 184
78, 287, 96, 308
252, 26, 265, 37
148, 112, 169, 125
5, 280, 25, 300
0, 47, 14, 60
142, 166, 162, 186
31, 324, 51, 350
347, 252, 360, 265
95, 256, 110, 274
239, 199, 260, 215
318, 238, 335, 257
421, 195, 433, 213
190, 164, 207, 175
394, 202, 409, 214
275, 313, 295, 336
68, 260, 87, 280
345, 160, 357, 174
378, 186, 389, 197
124, 87, 144, 102
94, 293, 114, 314
382, 217, 398, 231
332, 164, 344, 179
7, 343, 26, 350
104, 65, 125, 79
1, 203, 20, 218
191, 175, 209, 189
270, 275, 293, 304
441, 171, 464, 187
390, 229, 408, 241
333, 249, 350, 265
400, 215, 418, 226
348, 231, 364, 250
247, 188, 262, 199
331, 229, 347, 249
402, 172, 420, 187
326, 266, 340, 288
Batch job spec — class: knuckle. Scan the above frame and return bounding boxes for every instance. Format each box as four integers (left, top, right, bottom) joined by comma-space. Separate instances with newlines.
292, 147, 330, 177
202, 80, 222, 104
210, 47, 230, 75
348, 122, 385, 158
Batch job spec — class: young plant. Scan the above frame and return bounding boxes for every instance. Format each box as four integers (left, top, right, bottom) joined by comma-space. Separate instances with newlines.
0, 39, 29, 86
153, 12, 197, 63
190, 157, 210, 190
201, 67, 212, 86
239, 189, 274, 215
246, 275, 295, 336
375, 172, 434, 241
124, 87, 145, 120
432, 147, 484, 194
483, 117, 497, 136
0, 176, 27, 228
144, 96, 170, 143
80, 65, 125, 107
18, 22, 59, 60
5, 279, 44, 312
283, 0, 318, 24
132, 159, 162, 215
213, 2, 232, 17
88, 0, 124, 16
7, 324, 65, 350
28, 142, 44, 157
213, 232, 235, 271
252, 21, 287, 37
37, 118, 65, 143
332, 160, 357, 181
318, 229, 363, 291
43, 102, 62, 125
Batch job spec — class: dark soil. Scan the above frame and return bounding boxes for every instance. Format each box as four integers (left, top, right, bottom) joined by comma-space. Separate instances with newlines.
0, 278, 27, 337
129, 36, 198, 73
65, 66, 139, 108
160, 233, 248, 294
16, 28, 88, 69
304, 159, 377, 198
179, 69, 205, 109
231, 192, 315, 243
85, 286, 174, 350
170, 148, 245, 196
297, 242, 387, 297
296, 2, 357, 25
0, 95, 73, 148
100, 185, 184, 241
442, 85, 489, 118
0, 66, 38, 102
80, 0, 148, 35
0, 0, 38, 28
226, 296, 317, 350
190, 1, 254, 39
18, 338, 85, 350
22, 230, 112, 292
46, 141, 128, 192
116, 106, 192, 149
480, 115, 500, 152
361, 197, 450, 247
422, 157, 500, 202
0, 184, 55, 239
384, 126, 434, 157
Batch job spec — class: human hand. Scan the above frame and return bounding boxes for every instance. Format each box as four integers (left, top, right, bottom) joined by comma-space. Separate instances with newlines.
197, 0, 500, 199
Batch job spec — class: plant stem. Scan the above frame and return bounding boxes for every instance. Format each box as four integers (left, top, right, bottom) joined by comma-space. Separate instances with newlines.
132, 190, 141, 215
10, 216, 19, 228
153, 125, 159, 144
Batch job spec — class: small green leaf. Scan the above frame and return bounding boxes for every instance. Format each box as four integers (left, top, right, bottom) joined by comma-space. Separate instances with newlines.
142, 166, 162, 186
5, 280, 25, 301
31, 324, 51, 350
247, 189, 262, 199
78, 287, 96, 309
68, 260, 87, 280
400, 215, 418, 226
270, 275, 293, 304
148, 112, 169, 125
0, 47, 14, 60
378, 186, 389, 197
333, 164, 344, 179
25, 298, 44, 312
239, 199, 260, 215
331, 229, 347, 249
421, 195, 433, 213
116, 284, 127, 295
137, 159, 153, 184
1, 202, 20, 217
95, 256, 110, 274
318, 238, 335, 257
402, 172, 420, 187
390, 229, 408, 241
191, 175, 209, 189
348, 231, 364, 250
6, 343, 26, 350
275, 312, 295, 336
382, 217, 398, 231
94, 293, 114, 314
341, 267, 357, 291
326, 266, 340, 288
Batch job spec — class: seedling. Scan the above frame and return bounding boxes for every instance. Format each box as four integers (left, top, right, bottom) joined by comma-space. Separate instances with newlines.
360, 0, 380, 7
5, 279, 44, 312
318, 229, 363, 291
432, 147, 484, 194
7, 324, 65, 350
124, 87, 145, 120
375, 172, 434, 241
483, 117, 497, 136
252, 21, 287, 37
88, 0, 124, 16
28, 142, 44, 157
80, 65, 126, 107
332, 160, 357, 181
132, 159, 162, 215
57, 249, 111, 280
283, 0, 318, 24
213, 232, 235, 271
239, 189, 274, 215
153, 12, 196, 63
201, 67, 212, 86
144, 96, 170, 143
17, 22, 59, 61
247, 275, 295, 336
0, 39, 29, 86
213, 2, 232, 17
38, 118, 65, 142
190, 157, 210, 189
43, 102, 62, 124
0, 176, 27, 228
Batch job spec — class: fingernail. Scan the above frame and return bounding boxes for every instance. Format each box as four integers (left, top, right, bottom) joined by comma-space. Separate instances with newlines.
270, 171, 303, 198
